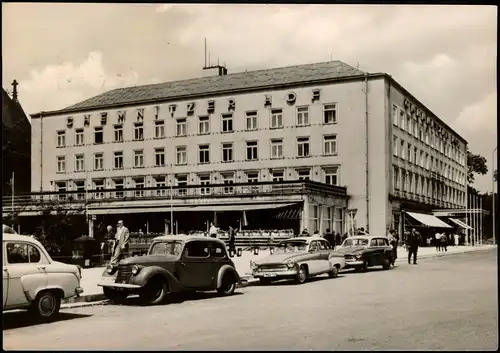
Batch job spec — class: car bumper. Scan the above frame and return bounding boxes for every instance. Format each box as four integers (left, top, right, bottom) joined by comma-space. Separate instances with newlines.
344, 260, 365, 267
252, 269, 298, 279
75, 287, 84, 297
98, 283, 142, 289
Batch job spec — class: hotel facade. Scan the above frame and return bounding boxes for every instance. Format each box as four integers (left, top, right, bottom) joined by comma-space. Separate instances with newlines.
22, 61, 467, 239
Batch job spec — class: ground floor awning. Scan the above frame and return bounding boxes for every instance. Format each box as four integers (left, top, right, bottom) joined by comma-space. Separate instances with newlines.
89, 202, 300, 215
405, 211, 452, 228
448, 218, 473, 230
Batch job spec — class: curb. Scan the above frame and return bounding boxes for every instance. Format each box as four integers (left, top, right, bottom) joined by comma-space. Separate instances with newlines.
394, 246, 494, 263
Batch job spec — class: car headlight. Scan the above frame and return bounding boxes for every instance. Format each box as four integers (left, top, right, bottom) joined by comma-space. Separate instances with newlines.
131, 265, 141, 275
106, 265, 116, 275
286, 261, 295, 269
355, 254, 363, 259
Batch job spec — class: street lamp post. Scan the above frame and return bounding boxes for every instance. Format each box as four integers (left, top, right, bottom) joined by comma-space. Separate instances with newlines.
493, 147, 497, 245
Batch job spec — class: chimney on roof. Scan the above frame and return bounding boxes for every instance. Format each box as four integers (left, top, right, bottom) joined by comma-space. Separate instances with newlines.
11, 79, 19, 101
202, 38, 228, 77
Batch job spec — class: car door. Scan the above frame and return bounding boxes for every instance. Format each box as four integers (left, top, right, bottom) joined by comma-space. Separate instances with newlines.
317, 240, 333, 273
4, 241, 48, 308
209, 242, 228, 287
177, 240, 213, 288
306, 241, 324, 275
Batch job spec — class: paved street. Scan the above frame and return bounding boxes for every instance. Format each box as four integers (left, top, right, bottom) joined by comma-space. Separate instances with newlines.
3, 249, 498, 351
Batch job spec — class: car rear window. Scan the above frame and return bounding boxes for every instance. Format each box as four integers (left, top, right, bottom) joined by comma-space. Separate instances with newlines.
210, 243, 226, 258
184, 241, 210, 258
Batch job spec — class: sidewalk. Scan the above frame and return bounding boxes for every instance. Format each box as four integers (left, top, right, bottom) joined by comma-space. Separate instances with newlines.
63, 245, 496, 307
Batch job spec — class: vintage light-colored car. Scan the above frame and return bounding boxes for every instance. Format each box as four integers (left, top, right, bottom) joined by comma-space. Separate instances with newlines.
98, 235, 241, 305
250, 237, 346, 284
336, 235, 394, 271
2, 233, 83, 320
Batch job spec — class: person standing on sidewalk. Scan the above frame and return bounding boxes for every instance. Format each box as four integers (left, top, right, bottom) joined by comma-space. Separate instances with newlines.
209, 222, 219, 238
407, 228, 421, 265
110, 220, 130, 266
454, 232, 459, 247
435, 231, 442, 252
228, 226, 236, 255
440, 233, 448, 252
387, 230, 398, 265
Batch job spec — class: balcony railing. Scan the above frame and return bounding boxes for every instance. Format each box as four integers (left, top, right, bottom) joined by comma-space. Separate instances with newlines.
2, 180, 347, 212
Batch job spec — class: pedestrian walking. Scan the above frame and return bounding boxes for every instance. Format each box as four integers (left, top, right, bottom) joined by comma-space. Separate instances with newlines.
110, 220, 130, 266
454, 233, 459, 247
387, 230, 398, 265
228, 226, 236, 255
441, 233, 448, 252
209, 222, 218, 238
435, 231, 442, 252
407, 228, 421, 265
301, 228, 310, 237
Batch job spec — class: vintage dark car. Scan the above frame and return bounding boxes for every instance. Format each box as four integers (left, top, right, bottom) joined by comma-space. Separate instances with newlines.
250, 237, 346, 284
98, 235, 241, 305
336, 235, 394, 271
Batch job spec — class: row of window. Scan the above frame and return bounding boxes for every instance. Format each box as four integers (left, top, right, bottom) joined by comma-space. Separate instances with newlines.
56, 104, 338, 147
56, 135, 338, 173
392, 104, 465, 166
393, 136, 466, 185
393, 166, 465, 206
53, 166, 341, 199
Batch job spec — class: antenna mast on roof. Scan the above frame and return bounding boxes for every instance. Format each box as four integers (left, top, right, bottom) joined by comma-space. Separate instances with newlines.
202, 38, 228, 76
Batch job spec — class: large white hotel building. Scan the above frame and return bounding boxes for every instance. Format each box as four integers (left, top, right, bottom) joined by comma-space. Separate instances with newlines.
23, 61, 468, 239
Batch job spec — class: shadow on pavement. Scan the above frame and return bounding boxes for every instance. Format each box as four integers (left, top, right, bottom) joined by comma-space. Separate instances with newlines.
258, 275, 342, 287
115, 291, 244, 306
2, 311, 92, 330
339, 267, 392, 275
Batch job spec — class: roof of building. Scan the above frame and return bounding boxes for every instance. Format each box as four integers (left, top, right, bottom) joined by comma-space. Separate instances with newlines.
34, 61, 366, 116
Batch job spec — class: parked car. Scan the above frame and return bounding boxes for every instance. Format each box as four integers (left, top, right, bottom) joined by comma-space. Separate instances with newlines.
98, 235, 241, 305
336, 236, 394, 271
2, 233, 83, 320
250, 237, 346, 285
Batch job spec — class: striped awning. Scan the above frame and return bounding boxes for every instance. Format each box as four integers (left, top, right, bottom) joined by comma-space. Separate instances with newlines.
274, 207, 302, 220
406, 212, 452, 228
448, 218, 473, 230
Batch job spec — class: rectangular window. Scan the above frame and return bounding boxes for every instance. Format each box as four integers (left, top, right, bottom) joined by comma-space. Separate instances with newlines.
297, 137, 310, 157
425, 153, 430, 169
222, 114, 233, 133
75, 154, 85, 172
134, 178, 145, 197
401, 171, 406, 192
222, 143, 233, 163
114, 151, 123, 169
114, 179, 124, 198
393, 136, 398, 156
400, 111, 405, 130
297, 169, 310, 181
309, 205, 319, 233
271, 109, 283, 129
272, 170, 284, 182
155, 121, 165, 138
407, 143, 412, 163
323, 135, 337, 156
334, 208, 344, 235
246, 111, 258, 131
176, 118, 187, 137
406, 115, 411, 132
324, 167, 339, 186
420, 151, 424, 167
392, 105, 398, 126
199, 174, 211, 195
246, 141, 258, 161
324, 104, 337, 124
413, 147, 418, 165
176, 175, 188, 196
94, 153, 104, 171
199, 145, 210, 164
93, 179, 104, 199
198, 116, 210, 135
57, 156, 66, 173
176, 146, 187, 165
246, 172, 259, 183
57, 130, 66, 147
75, 129, 84, 146
222, 174, 234, 194
56, 182, 67, 201
401, 140, 405, 159
425, 130, 429, 145
271, 139, 283, 159
134, 122, 144, 141
134, 150, 144, 168
297, 106, 309, 126
413, 119, 418, 137
393, 166, 400, 190
74, 180, 85, 200
155, 148, 165, 166
155, 176, 166, 196
94, 127, 103, 144
114, 125, 123, 142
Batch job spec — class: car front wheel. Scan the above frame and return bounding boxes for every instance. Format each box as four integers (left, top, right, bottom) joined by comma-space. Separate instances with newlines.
328, 265, 339, 278
140, 278, 168, 305
217, 274, 236, 296
29, 290, 61, 321
103, 287, 128, 304
382, 258, 391, 270
295, 265, 308, 284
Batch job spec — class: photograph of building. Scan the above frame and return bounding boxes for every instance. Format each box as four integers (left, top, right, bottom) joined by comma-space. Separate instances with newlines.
24, 60, 468, 238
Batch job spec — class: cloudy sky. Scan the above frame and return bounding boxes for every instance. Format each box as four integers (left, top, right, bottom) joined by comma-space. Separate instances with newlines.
2, 4, 497, 192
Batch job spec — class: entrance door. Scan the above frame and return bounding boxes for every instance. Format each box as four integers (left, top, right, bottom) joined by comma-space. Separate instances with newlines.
178, 240, 213, 288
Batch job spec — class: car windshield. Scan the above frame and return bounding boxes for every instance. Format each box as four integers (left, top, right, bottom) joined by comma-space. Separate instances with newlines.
342, 238, 369, 247
149, 241, 183, 256
275, 240, 308, 253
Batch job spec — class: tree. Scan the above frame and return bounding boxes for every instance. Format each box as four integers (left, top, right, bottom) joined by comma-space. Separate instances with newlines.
467, 149, 488, 184
33, 200, 87, 257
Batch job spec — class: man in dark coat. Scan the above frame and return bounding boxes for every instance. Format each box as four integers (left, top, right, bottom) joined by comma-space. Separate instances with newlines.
324, 228, 335, 249
335, 233, 341, 247
228, 226, 236, 254
406, 228, 421, 265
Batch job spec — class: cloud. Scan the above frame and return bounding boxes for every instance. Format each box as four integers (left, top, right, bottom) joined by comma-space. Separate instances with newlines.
2, 4, 497, 192
15, 51, 140, 116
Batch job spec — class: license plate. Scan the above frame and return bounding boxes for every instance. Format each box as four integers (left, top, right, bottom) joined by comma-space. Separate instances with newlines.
263, 273, 277, 277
